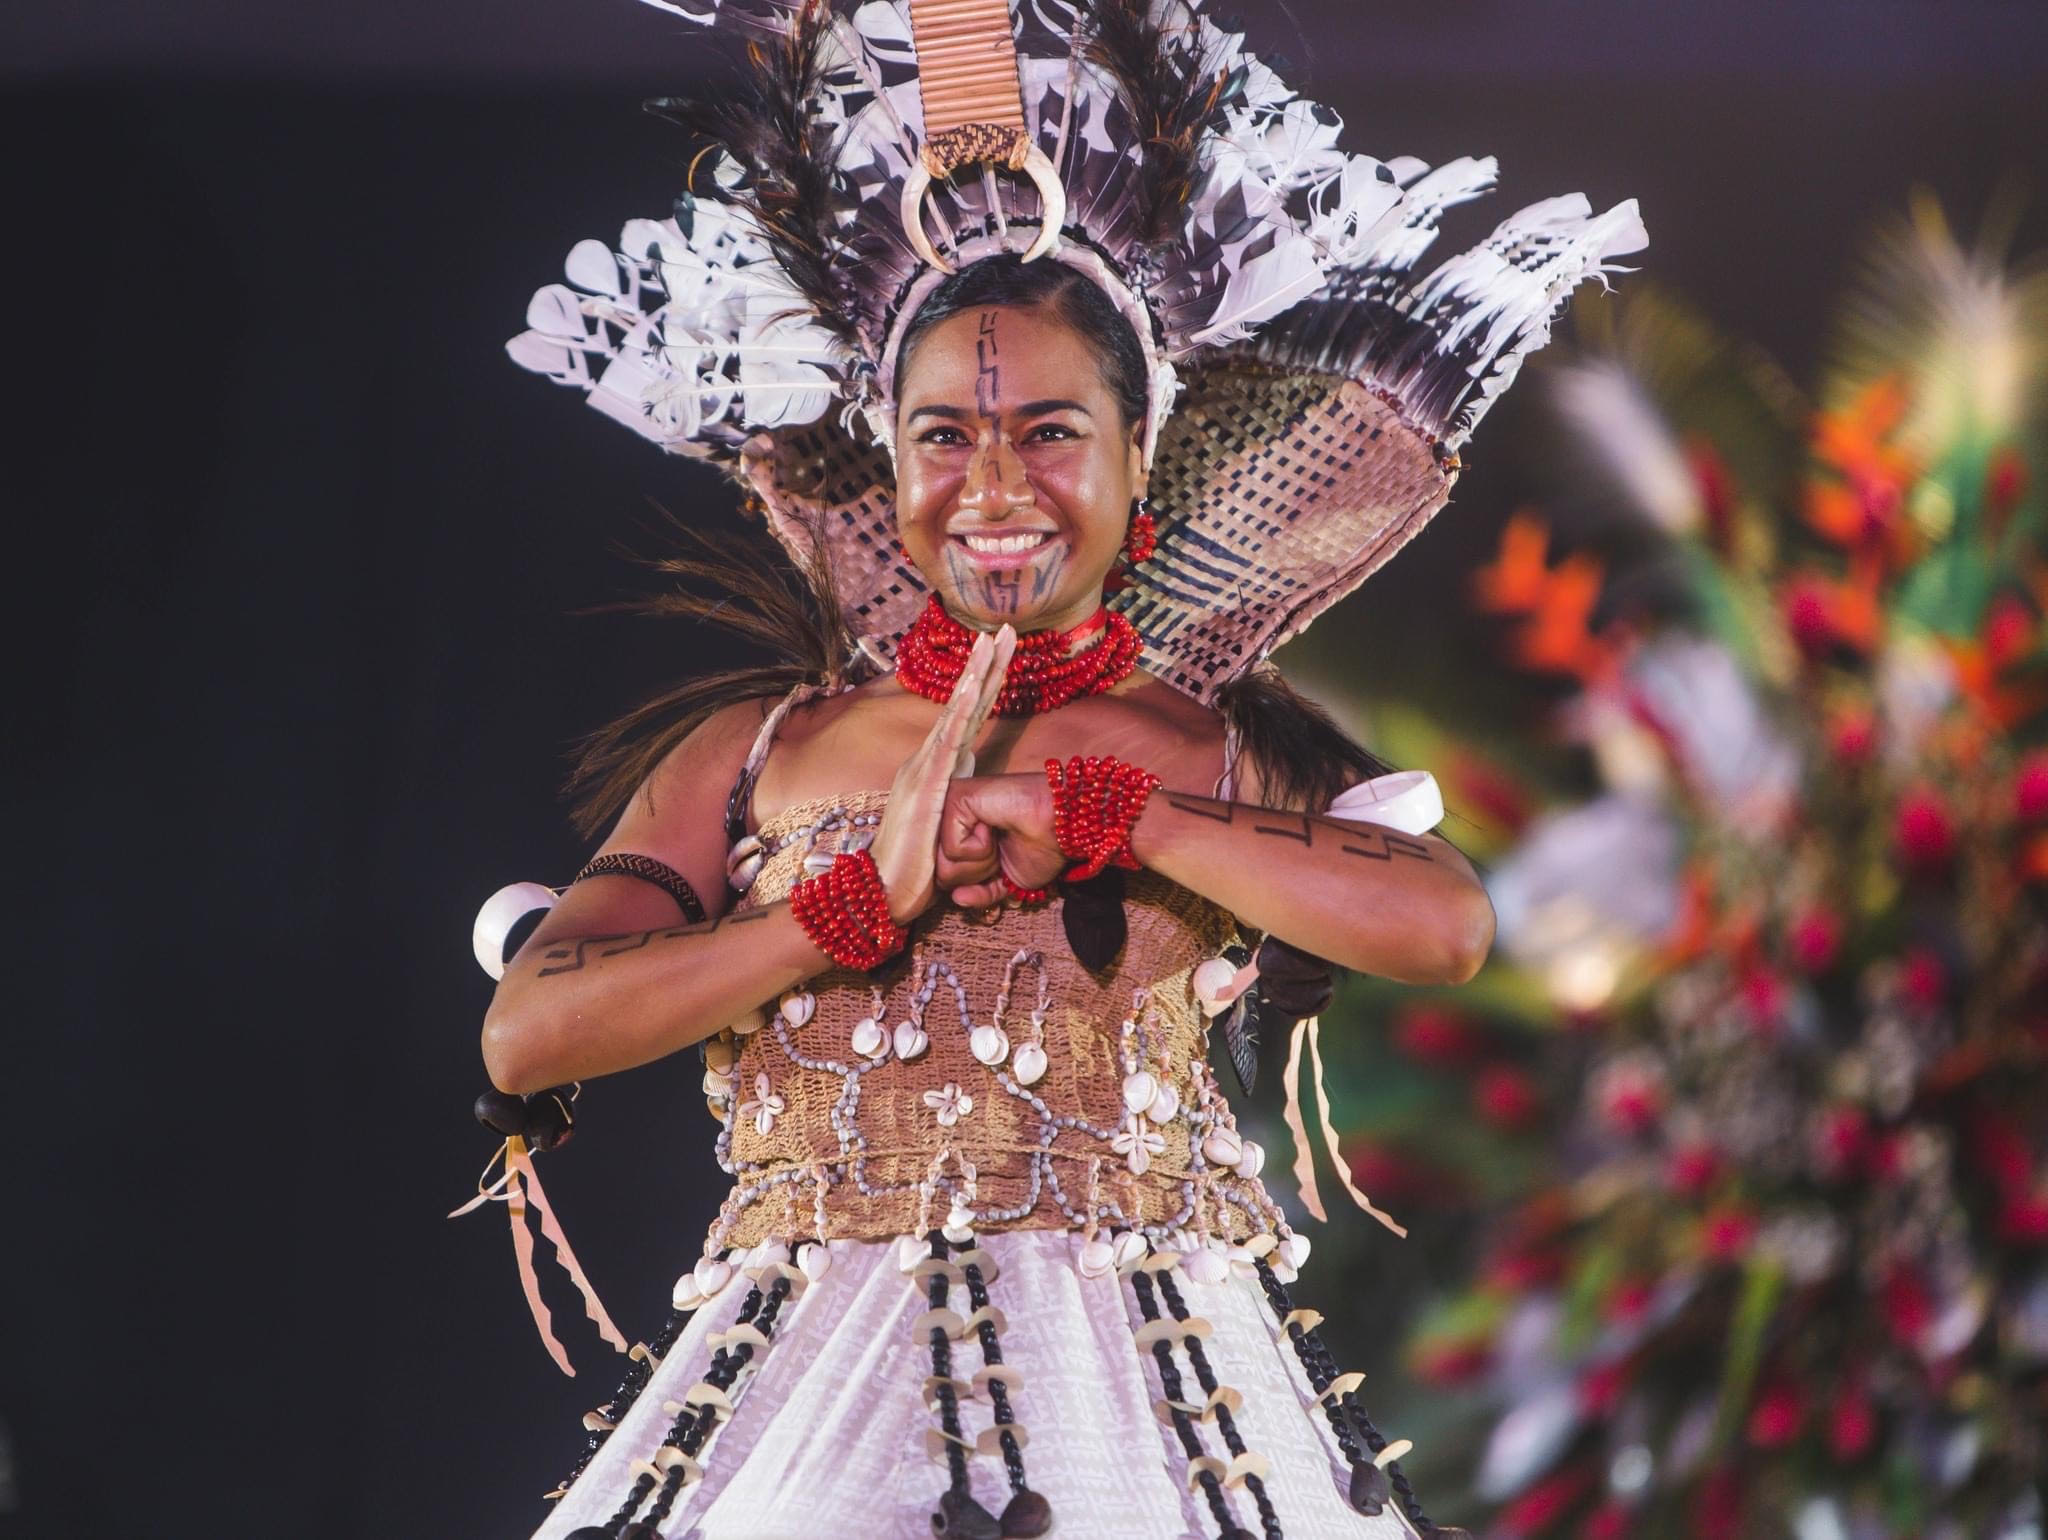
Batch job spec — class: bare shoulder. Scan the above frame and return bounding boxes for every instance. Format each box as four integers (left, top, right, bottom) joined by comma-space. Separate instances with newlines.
1106, 673, 1233, 795
626, 695, 776, 840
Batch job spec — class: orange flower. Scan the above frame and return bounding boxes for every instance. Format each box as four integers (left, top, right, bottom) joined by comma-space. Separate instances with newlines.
1474, 514, 1618, 682
1473, 512, 1554, 612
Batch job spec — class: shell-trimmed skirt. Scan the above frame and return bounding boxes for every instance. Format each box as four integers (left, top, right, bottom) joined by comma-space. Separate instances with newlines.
531, 1230, 1424, 1540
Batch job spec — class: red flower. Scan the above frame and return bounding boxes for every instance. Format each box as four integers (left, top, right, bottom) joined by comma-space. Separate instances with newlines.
1668, 1141, 1723, 1197
1881, 1263, 1933, 1347
1498, 1466, 1593, 1536
1592, 1059, 1667, 1138
1394, 1005, 1483, 1066
1827, 1375, 1877, 1460
1894, 790, 1956, 873
1865, 1130, 1909, 1184
1997, 1190, 2048, 1245
1811, 1105, 1870, 1182
1701, 1203, 1757, 1261
1484, 1244, 1565, 1291
1986, 445, 2029, 520
1783, 576, 1838, 661
1475, 1064, 1542, 1130
2017, 751, 2048, 822
1900, 947, 1948, 1010
1603, 1276, 1655, 1324
1971, 1115, 2035, 1192
1788, 908, 1842, 973
1829, 706, 1878, 767
1747, 1379, 1806, 1447
1584, 1500, 1633, 1540
1577, 1357, 1631, 1414
1739, 967, 1785, 1028
1985, 593, 2036, 670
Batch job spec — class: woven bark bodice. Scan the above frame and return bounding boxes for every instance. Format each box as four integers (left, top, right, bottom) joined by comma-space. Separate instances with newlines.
701, 788, 1286, 1252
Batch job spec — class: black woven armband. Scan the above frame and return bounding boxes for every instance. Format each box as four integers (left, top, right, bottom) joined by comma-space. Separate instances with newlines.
573, 853, 709, 925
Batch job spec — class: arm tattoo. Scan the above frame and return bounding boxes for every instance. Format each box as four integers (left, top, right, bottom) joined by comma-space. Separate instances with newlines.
1163, 793, 1435, 866
534, 907, 769, 977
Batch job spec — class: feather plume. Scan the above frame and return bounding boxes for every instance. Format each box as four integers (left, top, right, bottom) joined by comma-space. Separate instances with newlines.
644, 0, 859, 346
1083, 0, 1227, 246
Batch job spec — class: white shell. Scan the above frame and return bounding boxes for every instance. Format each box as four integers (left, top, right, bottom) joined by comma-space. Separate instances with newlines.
1238, 1139, 1266, 1178
850, 1016, 887, 1058
725, 834, 765, 889
1203, 1128, 1245, 1168
1279, 1231, 1312, 1269
1147, 1083, 1181, 1124
797, 1242, 833, 1282
748, 1239, 791, 1272
1077, 1238, 1116, 1278
942, 1204, 976, 1244
894, 1021, 931, 1061
897, 1235, 928, 1273
801, 850, 837, 875
1192, 956, 1240, 1016
1111, 1230, 1151, 1269
472, 881, 560, 980
779, 991, 816, 1028
703, 1036, 737, 1071
693, 1256, 734, 1297
1012, 1043, 1049, 1086
1122, 1071, 1158, 1113
730, 1006, 768, 1037
671, 1272, 706, 1311
970, 1024, 1011, 1067
702, 1068, 737, 1099
1184, 1246, 1230, 1285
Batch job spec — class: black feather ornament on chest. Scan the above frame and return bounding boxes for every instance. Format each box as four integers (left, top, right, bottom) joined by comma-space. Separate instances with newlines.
1059, 868, 1127, 973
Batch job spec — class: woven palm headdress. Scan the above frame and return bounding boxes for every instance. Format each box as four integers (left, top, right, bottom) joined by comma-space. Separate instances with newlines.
510, 0, 1644, 703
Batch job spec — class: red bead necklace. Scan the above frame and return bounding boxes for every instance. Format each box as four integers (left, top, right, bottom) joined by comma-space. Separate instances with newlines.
895, 595, 1141, 716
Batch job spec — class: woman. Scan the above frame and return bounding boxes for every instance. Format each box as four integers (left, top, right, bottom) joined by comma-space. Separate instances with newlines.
479, 3, 1640, 1536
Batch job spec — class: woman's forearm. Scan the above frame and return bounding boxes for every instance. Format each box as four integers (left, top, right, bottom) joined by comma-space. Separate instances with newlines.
481, 903, 829, 1093
1130, 791, 1495, 985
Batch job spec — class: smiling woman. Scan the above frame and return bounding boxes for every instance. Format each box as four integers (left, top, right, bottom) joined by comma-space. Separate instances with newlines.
482, 1, 1636, 1536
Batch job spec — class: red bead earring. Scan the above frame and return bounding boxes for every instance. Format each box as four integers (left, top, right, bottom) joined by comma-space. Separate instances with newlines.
1123, 497, 1157, 565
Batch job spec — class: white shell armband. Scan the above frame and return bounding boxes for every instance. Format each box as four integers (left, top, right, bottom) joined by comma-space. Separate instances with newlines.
1325, 770, 1443, 837
472, 881, 561, 980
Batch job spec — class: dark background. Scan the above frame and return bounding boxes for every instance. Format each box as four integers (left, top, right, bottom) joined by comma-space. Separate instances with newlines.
7, 2, 2047, 1535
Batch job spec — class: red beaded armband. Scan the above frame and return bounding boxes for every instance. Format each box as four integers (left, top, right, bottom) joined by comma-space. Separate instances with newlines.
789, 849, 909, 970
1045, 754, 1164, 883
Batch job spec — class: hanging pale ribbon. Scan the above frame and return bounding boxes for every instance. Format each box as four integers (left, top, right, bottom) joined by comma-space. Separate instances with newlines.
449, 1135, 628, 1375
1280, 1016, 1407, 1238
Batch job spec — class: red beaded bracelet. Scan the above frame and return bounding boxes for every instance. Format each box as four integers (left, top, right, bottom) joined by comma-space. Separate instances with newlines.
789, 848, 909, 970
1045, 754, 1163, 883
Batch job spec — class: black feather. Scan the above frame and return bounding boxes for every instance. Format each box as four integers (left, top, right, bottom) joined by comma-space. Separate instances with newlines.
643, 0, 859, 346
1084, 1, 1228, 245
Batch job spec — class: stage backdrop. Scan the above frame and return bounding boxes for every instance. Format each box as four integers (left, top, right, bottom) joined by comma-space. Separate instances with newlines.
6, 3, 2046, 1534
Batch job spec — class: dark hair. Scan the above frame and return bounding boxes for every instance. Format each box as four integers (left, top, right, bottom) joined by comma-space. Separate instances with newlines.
892, 254, 1150, 431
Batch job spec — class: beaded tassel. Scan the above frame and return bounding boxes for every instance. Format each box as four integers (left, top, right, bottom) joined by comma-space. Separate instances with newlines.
957, 1244, 1052, 1537
550, 1302, 695, 1500
564, 1271, 797, 1540
1151, 1268, 1284, 1540
922, 1231, 1002, 1538
1127, 1264, 1251, 1539
1250, 1257, 1459, 1538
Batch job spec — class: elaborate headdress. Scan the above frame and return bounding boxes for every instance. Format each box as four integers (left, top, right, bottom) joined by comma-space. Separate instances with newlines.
509, 0, 1644, 699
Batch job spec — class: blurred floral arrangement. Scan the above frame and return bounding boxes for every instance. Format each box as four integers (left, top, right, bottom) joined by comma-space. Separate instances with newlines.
1348, 196, 2048, 1538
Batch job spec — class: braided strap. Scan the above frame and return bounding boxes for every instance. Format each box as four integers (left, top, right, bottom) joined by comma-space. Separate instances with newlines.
789, 850, 909, 971
921, 122, 1032, 178
1046, 755, 1164, 884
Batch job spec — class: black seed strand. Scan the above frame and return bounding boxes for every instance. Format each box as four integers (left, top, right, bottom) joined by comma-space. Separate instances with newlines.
1155, 1271, 1283, 1540
1130, 1269, 1238, 1538
961, 1258, 1030, 1496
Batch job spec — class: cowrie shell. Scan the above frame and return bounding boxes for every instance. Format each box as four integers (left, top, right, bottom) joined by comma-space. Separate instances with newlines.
797, 1242, 833, 1282
850, 1017, 887, 1058
1192, 956, 1239, 1016
1238, 1139, 1266, 1178
801, 850, 836, 875
1147, 1083, 1181, 1124
1279, 1231, 1312, 1269
671, 1272, 705, 1311
779, 991, 815, 1028
970, 1024, 1010, 1067
1123, 1071, 1158, 1113
1012, 1043, 1048, 1086
894, 1021, 930, 1061
748, 1239, 790, 1271
1111, 1230, 1150, 1269
1203, 1128, 1245, 1168
1077, 1238, 1115, 1278
693, 1256, 734, 1297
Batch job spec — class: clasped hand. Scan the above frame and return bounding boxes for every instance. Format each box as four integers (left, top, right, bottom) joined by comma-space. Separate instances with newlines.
864, 624, 1072, 922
